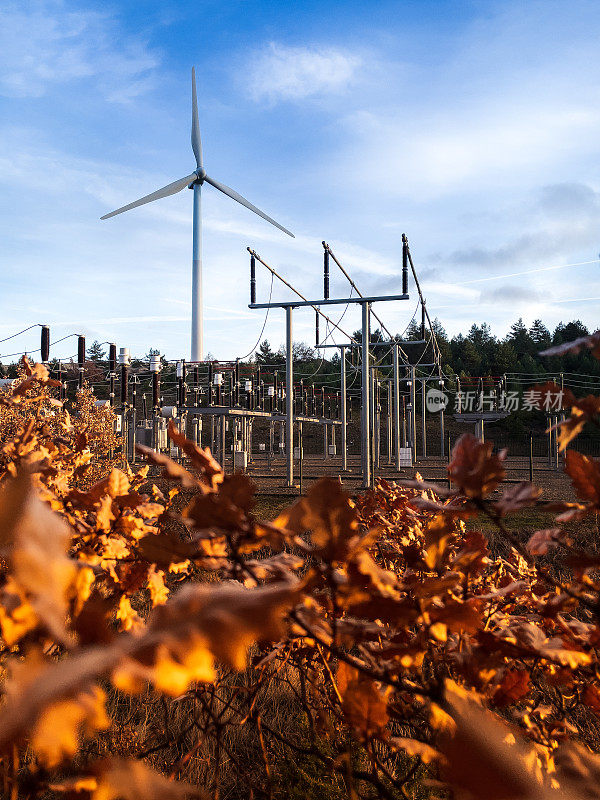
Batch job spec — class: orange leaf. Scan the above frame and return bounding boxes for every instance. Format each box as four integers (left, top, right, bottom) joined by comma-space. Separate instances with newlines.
448, 434, 506, 498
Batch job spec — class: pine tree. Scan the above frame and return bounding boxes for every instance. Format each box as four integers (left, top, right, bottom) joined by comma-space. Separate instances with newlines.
405, 321, 422, 341
506, 318, 532, 357
256, 340, 278, 365
529, 320, 551, 349
87, 340, 106, 362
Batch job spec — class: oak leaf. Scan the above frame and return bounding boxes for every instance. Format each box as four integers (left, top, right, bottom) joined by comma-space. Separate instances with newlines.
448, 434, 506, 498
564, 450, 600, 505
92, 758, 205, 800
494, 482, 541, 516
493, 669, 530, 707
274, 478, 358, 558
31, 687, 109, 767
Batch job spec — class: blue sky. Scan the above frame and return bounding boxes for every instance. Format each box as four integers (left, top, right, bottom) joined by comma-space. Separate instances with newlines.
1, 0, 599, 361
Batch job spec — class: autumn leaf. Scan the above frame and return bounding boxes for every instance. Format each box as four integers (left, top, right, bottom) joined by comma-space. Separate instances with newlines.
423, 513, 454, 570
494, 482, 542, 516
582, 684, 600, 715
274, 478, 358, 558
336, 662, 389, 739
168, 421, 223, 487
107, 468, 130, 498
439, 680, 576, 800
448, 434, 506, 498
147, 565, 169, 606
564, 450, 600, 505
136, 532, 198, 567
390, 736, 444, 764
91, 758, 205, 800
136, 445, 200, 490
2, 472, 77, 644
493, 669, 530, 707
31, 686, 109, 767
526, 528, 564, 556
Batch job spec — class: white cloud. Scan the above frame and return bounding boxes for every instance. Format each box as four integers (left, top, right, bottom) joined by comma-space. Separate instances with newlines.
0, 1, 159, 100
247, 42, 360, 102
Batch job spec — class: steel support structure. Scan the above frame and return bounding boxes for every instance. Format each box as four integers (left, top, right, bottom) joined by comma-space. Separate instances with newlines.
421, 378, 427, 458
340, 345, 348, 471
392, 344, 401, 469
248, 282, 410, 489
410, 367, 417, 460
285, 305, 294, 487
361, 302, 371, 488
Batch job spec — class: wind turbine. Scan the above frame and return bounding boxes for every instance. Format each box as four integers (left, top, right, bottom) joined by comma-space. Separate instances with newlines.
101, 67, 294, 361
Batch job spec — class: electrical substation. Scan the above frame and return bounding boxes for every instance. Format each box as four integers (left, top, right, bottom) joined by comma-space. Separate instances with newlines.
23, 233, 570, 496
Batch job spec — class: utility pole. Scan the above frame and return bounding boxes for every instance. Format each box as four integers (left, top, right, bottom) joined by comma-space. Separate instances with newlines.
109, 344, 116, 407
340, 345, 348, 471
150, 354, 161, 451
285, 306, 294, 487
392, 345, 400, 470
410, 367, 417, 461
421, 378, 427, 458
119, 347, 130, 461
361, 302, 371, 488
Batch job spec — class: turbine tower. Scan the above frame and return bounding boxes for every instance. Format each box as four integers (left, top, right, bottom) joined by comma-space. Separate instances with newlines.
101, 67, 294, 361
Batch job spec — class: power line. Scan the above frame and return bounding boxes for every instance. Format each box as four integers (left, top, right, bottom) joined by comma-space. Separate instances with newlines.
0, 324, 41, 345
323, 242, 410, 363
238, 272, 275, 361
248, 249, 358, 345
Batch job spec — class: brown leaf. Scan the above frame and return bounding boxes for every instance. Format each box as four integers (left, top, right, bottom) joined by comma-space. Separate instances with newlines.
136, 532, 198, 567
0, 645, 127, 752
493, 669, 530, 707
168, 421, 223, 486
219, 472, 256, 512
494, 482, 541, 516
274, 478, 358, 558
430, 599, 482, 634
2, 473, 77, 644
583, 685, 600, 715
526, 528, 564, 556
440, 680, 575, 800
448, 434, 506, 498
107, 468, 130, 498
564, 450, 600, 505
31, 687, 109, 767
184, 492, 246, 532
423, 514, 454, 570
390, 736, 444, 764
91, 757, 205, 800
337, 662, 389, 739
136, 445, 200, 490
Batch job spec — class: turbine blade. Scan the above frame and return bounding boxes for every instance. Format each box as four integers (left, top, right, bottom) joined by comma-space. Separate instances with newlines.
100, 173, 197, 220
204, 174, 294, 238
191, 67, 202, 168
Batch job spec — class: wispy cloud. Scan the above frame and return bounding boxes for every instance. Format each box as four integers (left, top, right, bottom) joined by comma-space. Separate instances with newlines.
0, 1, 160, 101
247, 42, 360, 103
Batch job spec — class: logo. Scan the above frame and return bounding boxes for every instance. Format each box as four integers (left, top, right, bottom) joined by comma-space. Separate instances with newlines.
426, 388, 448, 413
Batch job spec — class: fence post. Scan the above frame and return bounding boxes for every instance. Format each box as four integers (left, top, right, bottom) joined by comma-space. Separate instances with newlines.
529, 435, 534, 482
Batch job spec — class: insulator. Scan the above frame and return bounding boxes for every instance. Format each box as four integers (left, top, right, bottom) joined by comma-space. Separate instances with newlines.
109, 343, 117, 373
41, 326, 50, 363
402, 233, 408, 295
77, 335, 86, 367
250, 255, 256, 304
